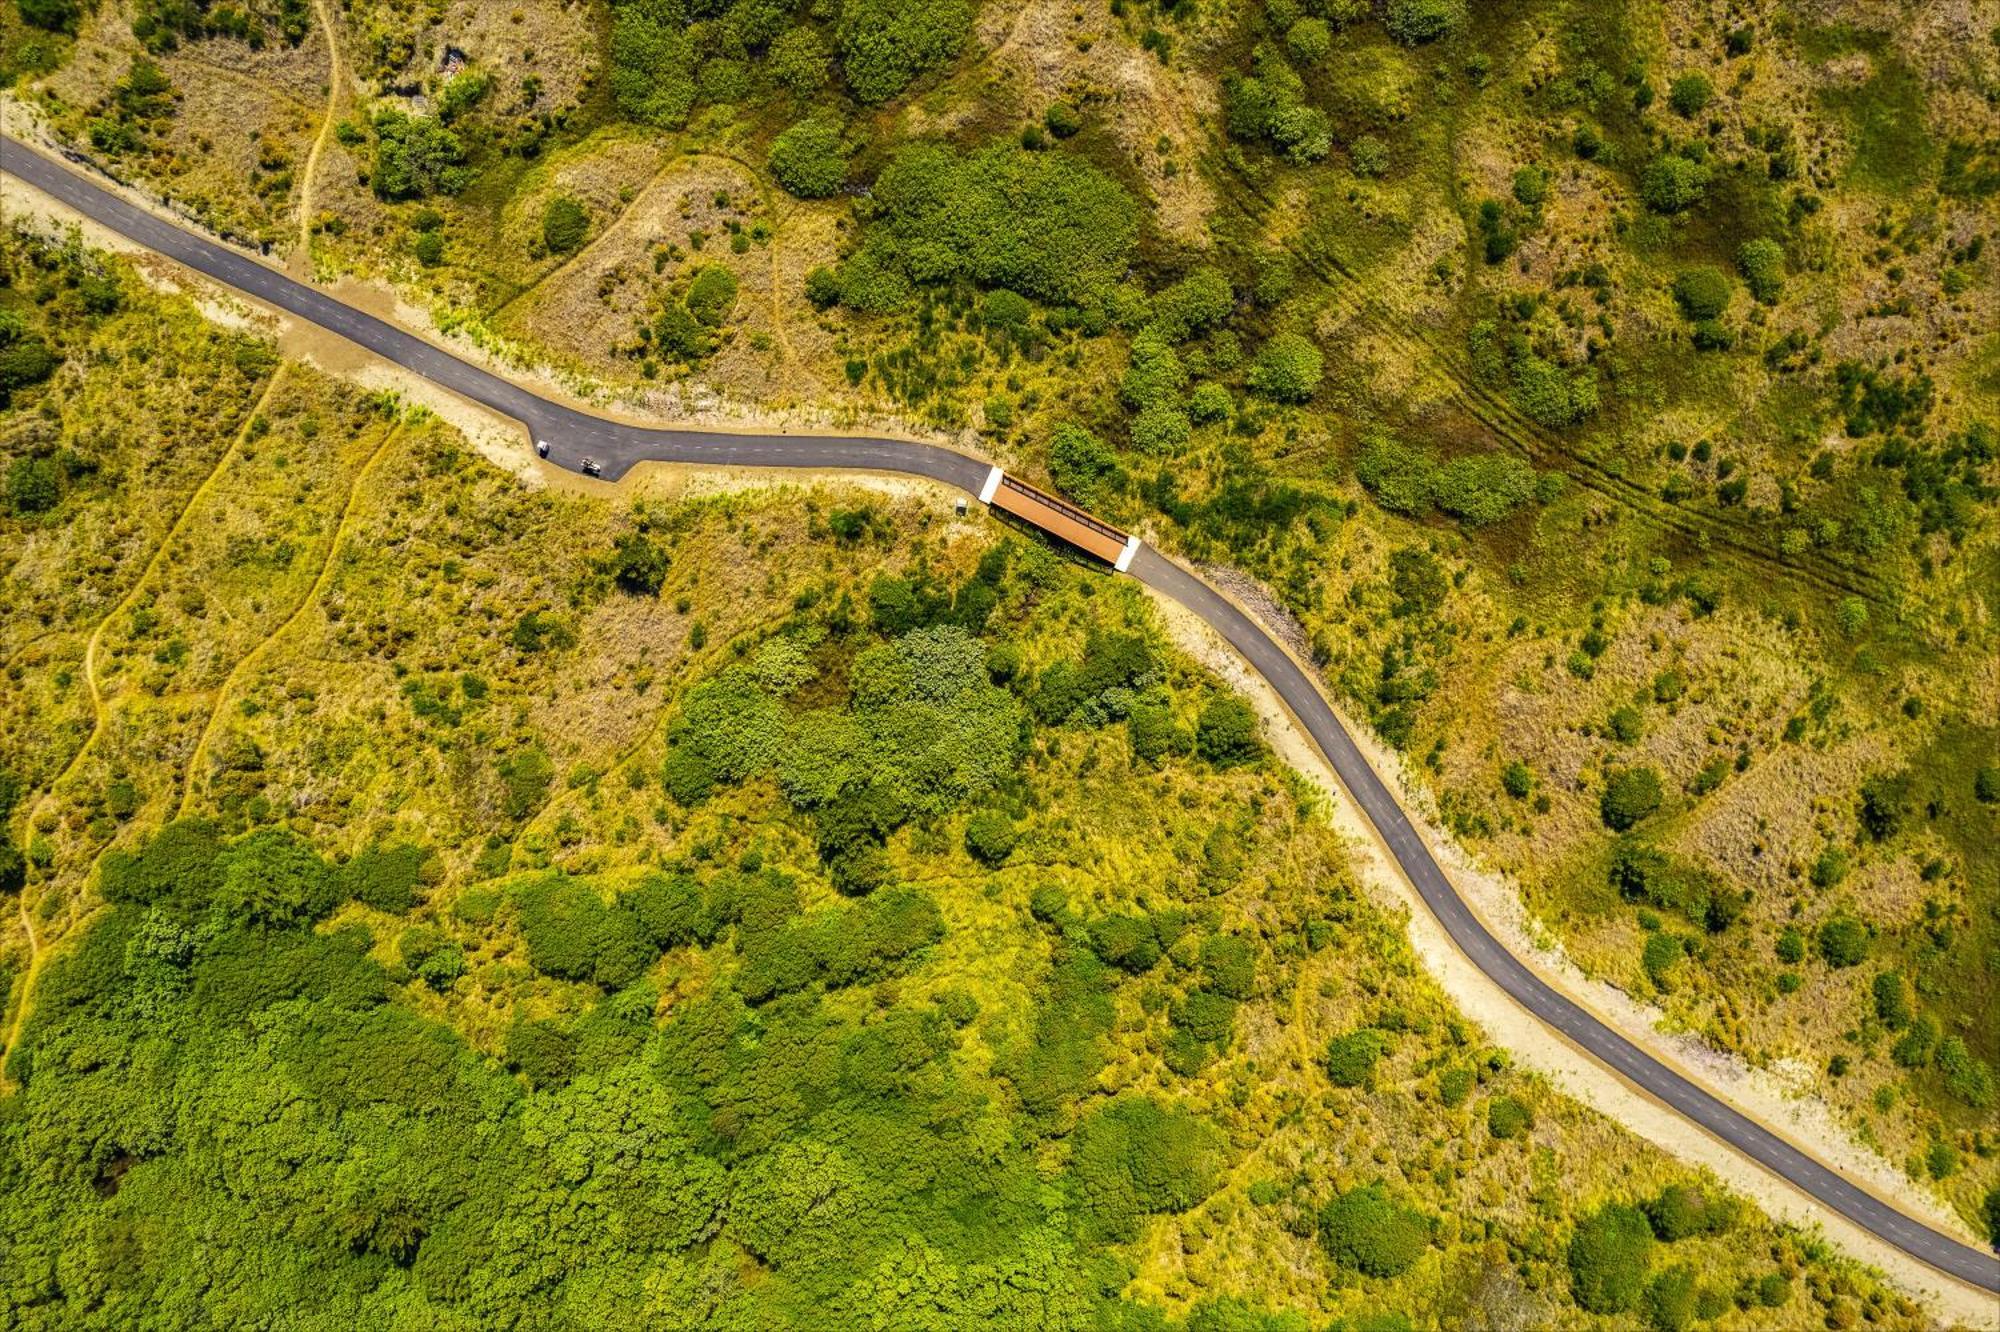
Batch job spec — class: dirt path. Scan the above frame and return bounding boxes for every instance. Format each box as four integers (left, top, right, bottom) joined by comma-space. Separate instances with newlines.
288, 0, 343, 276
0, 367, 289, 1085
178, 418, 403, 816
1144, 585, 1997, 1328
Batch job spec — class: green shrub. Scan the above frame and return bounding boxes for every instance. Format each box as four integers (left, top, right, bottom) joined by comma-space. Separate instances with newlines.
869, 143, 1139, 304
1437, 1066, 1473, 1107
1644, 1264, 1697, 1332
1639, 154, 1711, 214
1511, 165, 1549, 207
1737, 238, 1784, 302
1815, 915, 1869, 968
837, 0, 972, 103
1774, 926, 1805, 964
1600, 767, 1664, 830
343, 842, 428, 913
505, 1015, 577, 1089
1871, 970, 1910, 1029
1044, 101, 1082, 137
1285, 17, 1331, 62
1486, 1094, 1532, 1140
1643, 1184, 1730, 1241
1247, 332, 1322, 402
1642, 930, 1684, 987
768, 115, 849, 198
1070, 1096, 1223, 1240
99, 818, 225, 910
1568, 1202, 1655, 1314
686, 266, 740, 326
215, 827, 339, 927
1432, 453, 1537, 525
1511, 353, 1599, 426
1670, 267, 1732, 321
412, 230, 445, 267
542, 196, 589, 254
17, 0, 79, 32
1974, 765, 2000, 804
5, 452, 62, 512
1667, 74, 1712, 117
1047, 422, 1123, 507
1757, 1272, 1792, 1307
1891, 1013, 1938, 1067
512, 875, 653, 988
1187, 382, 1233, 423
1199, 934, 1257, 1000
370, 110, 468, 200
1383, 0, 1465, 44
1350, 134, 1389, 177
1354, 434, 1437, 516
1326, 1027, 1389, 1088
1939, 1036, 1996, 1109
1318, 1184, 1431, 1276
963, 809, 1018, 866
1809, 845, 1849, 889
609, 3, 696, 125
1196, 694, 1262, 767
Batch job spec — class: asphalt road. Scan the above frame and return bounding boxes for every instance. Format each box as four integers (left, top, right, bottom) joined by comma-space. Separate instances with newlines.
5, 135, 1997, 1298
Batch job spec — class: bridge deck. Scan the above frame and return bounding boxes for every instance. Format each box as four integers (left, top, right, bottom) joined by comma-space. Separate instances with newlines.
988, 474, 1131, 566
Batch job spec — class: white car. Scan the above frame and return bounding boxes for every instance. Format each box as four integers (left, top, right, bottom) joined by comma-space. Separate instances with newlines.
535, 439, 550, 458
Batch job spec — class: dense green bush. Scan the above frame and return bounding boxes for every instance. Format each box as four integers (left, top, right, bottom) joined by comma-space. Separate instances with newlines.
1196, 694, 1262, 767
1600, 767, 1663, 830
686, 265, 740, 327
17, 0, 80, 32
867, 143, 1139, 303
769, 115, 849, 198
1247, 332, 1323, 402
837, 0, 972, 103
511, 875, 653, 988
1608, 842, 1739, 931
1326, 1027, 1389, 1088
754, 25, 825, 91
1639, 154, 1711, 214
99, 818, 226, 911
1737, 238, 1784, 302
1645, 1264, 1698, 1332
1383, 0, 1465, 44
1318, 1184, 1431, 1277
1667, 74, 1712, 117
1814, 915, 1868, 968
343, 842, 428, 913
1670, 267, 1732, 321
1121, 329, 1189, 410
1070, 1096, 1223, 1240
370, 111, 468, 200
963, 808, 1018, 866
608, 0, 697, 127
1432, 453, 1538, 525
1644, 1183, 1731, 1241
1047, 423, 1123, 507
1486, 1094, 1532, 1140
541, 197, 589, 255
1568, 1202, 1655, 1314
1511, 352, 1599, 426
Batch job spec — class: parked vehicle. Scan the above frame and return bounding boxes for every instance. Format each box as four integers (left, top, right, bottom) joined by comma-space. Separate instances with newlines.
536, 439, 550, 458
581, 457, 602, 477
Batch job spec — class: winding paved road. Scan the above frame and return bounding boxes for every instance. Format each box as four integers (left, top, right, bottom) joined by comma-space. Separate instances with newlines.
4, 135, 1997, 1299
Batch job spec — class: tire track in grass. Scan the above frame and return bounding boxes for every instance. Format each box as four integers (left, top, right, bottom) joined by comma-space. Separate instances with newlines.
1201, 152, 1895, 607
1, 365, 289, 1086
178, 417, 405, 817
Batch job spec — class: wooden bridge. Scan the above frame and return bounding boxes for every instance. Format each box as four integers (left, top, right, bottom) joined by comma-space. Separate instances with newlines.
978, 466, 1141, 570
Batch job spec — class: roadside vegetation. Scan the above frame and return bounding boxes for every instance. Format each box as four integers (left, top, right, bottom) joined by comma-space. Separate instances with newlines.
0, 226, 1964, 1326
